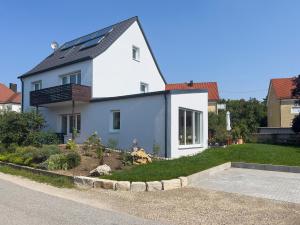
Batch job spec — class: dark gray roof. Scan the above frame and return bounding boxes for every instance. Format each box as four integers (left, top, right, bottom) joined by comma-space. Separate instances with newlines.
20, 17, 138, 78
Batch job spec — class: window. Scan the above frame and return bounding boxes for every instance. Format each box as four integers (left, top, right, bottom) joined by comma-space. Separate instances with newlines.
110, 110, 120, 131
132, 46, 140, 61
291, 106, 300, 114
61, 71, 81, 85
32, 81, 42, 91
61, 114, 81, 135
140, 82, 149, 93
178, 108, 203, 146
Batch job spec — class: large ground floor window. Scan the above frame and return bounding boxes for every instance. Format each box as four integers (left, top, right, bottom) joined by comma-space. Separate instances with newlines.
179, 108, 202, 146
61, 114, 81, 135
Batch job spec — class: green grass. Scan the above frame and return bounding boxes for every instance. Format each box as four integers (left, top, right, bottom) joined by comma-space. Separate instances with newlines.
104, 143, 300, 182
0, 166, 74, 188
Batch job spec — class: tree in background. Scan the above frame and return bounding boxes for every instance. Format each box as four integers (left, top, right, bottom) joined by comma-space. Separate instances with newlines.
292, 75, 300, 133
209, 98, 267, 142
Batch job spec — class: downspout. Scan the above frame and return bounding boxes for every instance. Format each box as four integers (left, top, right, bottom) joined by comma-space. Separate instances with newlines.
21, 78, 24, 112
164, 92, 168, 158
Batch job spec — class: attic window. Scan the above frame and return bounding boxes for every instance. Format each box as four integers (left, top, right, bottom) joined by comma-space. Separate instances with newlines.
132, 46, 140, 61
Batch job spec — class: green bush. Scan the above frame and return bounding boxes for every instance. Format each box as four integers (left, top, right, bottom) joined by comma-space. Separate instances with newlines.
45, 154, 68, 170
24, 131, 59, 147
65, 151, 81, 169
107, 138, 118, 149
40, 151, 81, 170
0, 145, 60, 167
0, 111, 45, 146
66, 139, 77, 150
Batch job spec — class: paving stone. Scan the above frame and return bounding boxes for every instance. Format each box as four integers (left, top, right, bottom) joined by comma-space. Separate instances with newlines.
115, 181, 130, 191
161, 179, 181, 190
131, 182, 146, 192
146, 181, 162, 191
179, 177, 188, 187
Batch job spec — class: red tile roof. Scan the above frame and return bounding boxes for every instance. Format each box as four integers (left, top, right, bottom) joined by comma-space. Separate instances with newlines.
165, 82, 219, 101
270, 78, 297, 99
0, 83, 21, 104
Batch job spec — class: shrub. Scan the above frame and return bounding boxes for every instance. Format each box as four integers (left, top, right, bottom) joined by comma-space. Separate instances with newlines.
66, 139, 77, 151
0, 111, 45, 146
46, 154, 68, 170
65, 151, 81, 169
41, 151, 81, 170
83, 132, 104, 163
121, 151, 133, 166
24, 131, 59, 147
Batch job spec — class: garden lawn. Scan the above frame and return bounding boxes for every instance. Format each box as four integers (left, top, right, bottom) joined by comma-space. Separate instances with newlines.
104, 143, 300, 182
0, 166, 74, 188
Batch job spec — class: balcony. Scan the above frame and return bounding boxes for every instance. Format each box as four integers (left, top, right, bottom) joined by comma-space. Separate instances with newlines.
30, 84, 91, 106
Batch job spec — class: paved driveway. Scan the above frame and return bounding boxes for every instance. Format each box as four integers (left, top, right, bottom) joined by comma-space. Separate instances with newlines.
190, 168, 300, 204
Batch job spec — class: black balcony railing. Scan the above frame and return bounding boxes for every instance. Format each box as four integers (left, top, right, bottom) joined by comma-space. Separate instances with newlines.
30, 83, 91, 106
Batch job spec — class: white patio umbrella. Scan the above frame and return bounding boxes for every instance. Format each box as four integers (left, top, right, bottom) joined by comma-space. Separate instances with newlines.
226, 111, 231, 131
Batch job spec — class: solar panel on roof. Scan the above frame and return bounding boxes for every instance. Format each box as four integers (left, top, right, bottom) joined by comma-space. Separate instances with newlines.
60, 26, 113, 51
79, 36, 104, 50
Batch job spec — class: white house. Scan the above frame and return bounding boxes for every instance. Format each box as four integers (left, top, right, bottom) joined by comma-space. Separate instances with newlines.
19, 16, 208, 158
0, 83, 21, 112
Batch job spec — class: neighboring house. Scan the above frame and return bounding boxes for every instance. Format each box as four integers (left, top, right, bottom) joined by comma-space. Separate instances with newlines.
19, 16, 208, 158
0, 83, 21, 112
267, 77, 299, 127
166, 81, 219, 113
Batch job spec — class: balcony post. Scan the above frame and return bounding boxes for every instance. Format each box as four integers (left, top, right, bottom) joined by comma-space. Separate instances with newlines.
72, 100, 75, 140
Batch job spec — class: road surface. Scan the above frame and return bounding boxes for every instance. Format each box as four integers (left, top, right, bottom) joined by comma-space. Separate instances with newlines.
0, 178, 166, 225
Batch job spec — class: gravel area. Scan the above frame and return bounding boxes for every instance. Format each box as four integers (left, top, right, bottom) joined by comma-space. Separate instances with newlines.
1, 172, 300, 225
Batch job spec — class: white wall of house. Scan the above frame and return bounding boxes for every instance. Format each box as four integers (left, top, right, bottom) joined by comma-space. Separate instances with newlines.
22, 60, 92, 111
41, 94, 166, 155
0, 103, 21, 112
167, 91, 208, 158
92, 21, 165, 98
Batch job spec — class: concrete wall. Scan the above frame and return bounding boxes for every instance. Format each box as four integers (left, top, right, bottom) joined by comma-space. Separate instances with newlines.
267, 85, 281, 127
168, 91, 208, 158
22, 60, 93, 111
92, 21, 165, 98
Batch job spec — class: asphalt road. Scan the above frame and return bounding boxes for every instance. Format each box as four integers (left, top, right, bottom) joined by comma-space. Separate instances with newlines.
0, 178, 165, 225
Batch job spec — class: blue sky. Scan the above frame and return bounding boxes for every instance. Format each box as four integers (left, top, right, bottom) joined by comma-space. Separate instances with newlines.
1, 0, 300, 100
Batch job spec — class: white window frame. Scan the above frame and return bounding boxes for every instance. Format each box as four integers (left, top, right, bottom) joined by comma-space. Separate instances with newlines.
140, 82, 149, 93
291, 106, 300, 114
110, 110, 120, 133
61, 114, 81, 135
31, 80, 42, 91
178, 108, 203, 149
132, 45, 140, 61
60, 71, 81, 85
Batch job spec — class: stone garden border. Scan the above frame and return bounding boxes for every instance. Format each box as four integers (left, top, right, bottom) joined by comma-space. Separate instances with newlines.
2, 160, 300, 192
74, 161, 300, 192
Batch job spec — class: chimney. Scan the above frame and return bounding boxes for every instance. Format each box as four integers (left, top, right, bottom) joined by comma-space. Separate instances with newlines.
9, 83, 17, 92
188, 80, 193, 87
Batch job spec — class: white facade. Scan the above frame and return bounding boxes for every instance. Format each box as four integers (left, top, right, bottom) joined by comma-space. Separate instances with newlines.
0, 103, 21, 112
21, 18, 208, 158
92, 21, 165, 97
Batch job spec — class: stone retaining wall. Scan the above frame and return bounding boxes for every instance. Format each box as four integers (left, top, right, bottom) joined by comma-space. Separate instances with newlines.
74, 176, 189, 192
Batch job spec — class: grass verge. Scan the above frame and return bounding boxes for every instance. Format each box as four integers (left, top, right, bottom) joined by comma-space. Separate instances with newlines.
104, 143, 300, 182
0, 166, 74, 188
